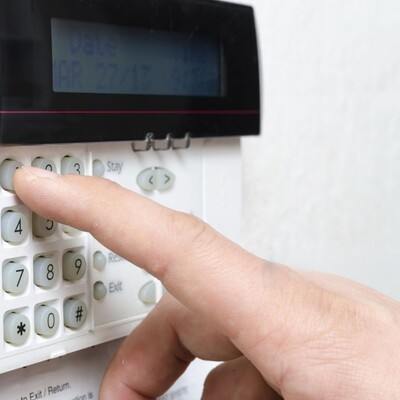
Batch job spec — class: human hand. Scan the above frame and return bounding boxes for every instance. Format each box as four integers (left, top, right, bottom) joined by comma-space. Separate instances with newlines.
14, 167, 400, 400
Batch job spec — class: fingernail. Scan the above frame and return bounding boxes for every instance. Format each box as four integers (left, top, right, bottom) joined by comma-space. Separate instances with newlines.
18, 166, 59, 180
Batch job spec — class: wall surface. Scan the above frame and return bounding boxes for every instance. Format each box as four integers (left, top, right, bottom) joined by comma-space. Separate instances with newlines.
237, 0, 400, 299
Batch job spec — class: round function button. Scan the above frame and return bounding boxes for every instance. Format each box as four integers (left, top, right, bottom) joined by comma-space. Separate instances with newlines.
93, 281, 107, 301
0, 159, 23, 192
137, 167, 175, 192
2, 262, 29, 295
1, 211, 29, 244
4, 312, 30, 346
32, 213, 57, 238
92, 159, 105, 177
35, 305, 60, 337
34, 256, 59, 289
63, 252, 87, 282
31, 157, 57, 173
138, 281, 158, 305
64, 299, 88, 329
61, 156, 85, 176
93, 251, 107, 271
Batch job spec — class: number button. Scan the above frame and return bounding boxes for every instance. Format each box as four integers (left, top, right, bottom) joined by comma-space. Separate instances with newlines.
62, 225, 81, 237
34, 256, 59, 289
35, 305, 60, 337
31, 157, 57, 172
61, 156, 85, 176
0, 159, 23, 192
1, 211, 29, 244
4, 312, 30, 345
32, 213, 57, 238
2, 262, 29, 295
63, 252, 87, 282
64, 299, 88, 329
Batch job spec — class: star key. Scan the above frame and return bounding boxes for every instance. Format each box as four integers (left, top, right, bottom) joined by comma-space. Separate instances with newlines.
4, 312, 30, 345
17, 322, 26, 336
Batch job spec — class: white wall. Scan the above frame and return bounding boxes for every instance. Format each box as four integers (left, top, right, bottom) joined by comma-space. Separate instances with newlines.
239, 0, 400, 299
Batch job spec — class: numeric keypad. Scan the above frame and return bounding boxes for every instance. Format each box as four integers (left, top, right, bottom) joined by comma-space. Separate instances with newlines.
1, 151, 90, 360
0, 145, 161, 376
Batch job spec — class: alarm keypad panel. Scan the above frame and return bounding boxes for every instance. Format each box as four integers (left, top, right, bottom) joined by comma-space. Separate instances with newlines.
0, 140, 206, 374
0, 0, 256, 378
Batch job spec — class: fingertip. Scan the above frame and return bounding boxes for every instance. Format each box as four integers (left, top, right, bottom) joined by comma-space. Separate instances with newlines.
13, 166, 58, 197
18, 165, 59, 179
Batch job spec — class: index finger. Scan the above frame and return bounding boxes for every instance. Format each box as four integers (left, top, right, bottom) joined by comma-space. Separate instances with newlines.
13, 167, 277, 347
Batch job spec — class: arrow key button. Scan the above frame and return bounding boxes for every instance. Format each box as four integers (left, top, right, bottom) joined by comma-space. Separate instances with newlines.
137, 167, 175, 192
137, 168, 158, 191
155, 168, 175, 191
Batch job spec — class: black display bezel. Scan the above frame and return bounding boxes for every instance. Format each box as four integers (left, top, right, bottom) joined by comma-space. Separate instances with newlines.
0, 0, 260, 144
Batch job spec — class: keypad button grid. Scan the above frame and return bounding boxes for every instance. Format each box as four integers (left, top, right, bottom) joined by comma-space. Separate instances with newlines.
0, 149, 91, 355
0, 143, 164, 374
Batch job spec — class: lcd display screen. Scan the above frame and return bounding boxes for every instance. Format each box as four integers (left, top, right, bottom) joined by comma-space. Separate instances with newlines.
51, 19, 223, 97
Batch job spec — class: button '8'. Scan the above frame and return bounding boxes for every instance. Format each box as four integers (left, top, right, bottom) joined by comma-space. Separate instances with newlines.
34, 256, 59, 289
